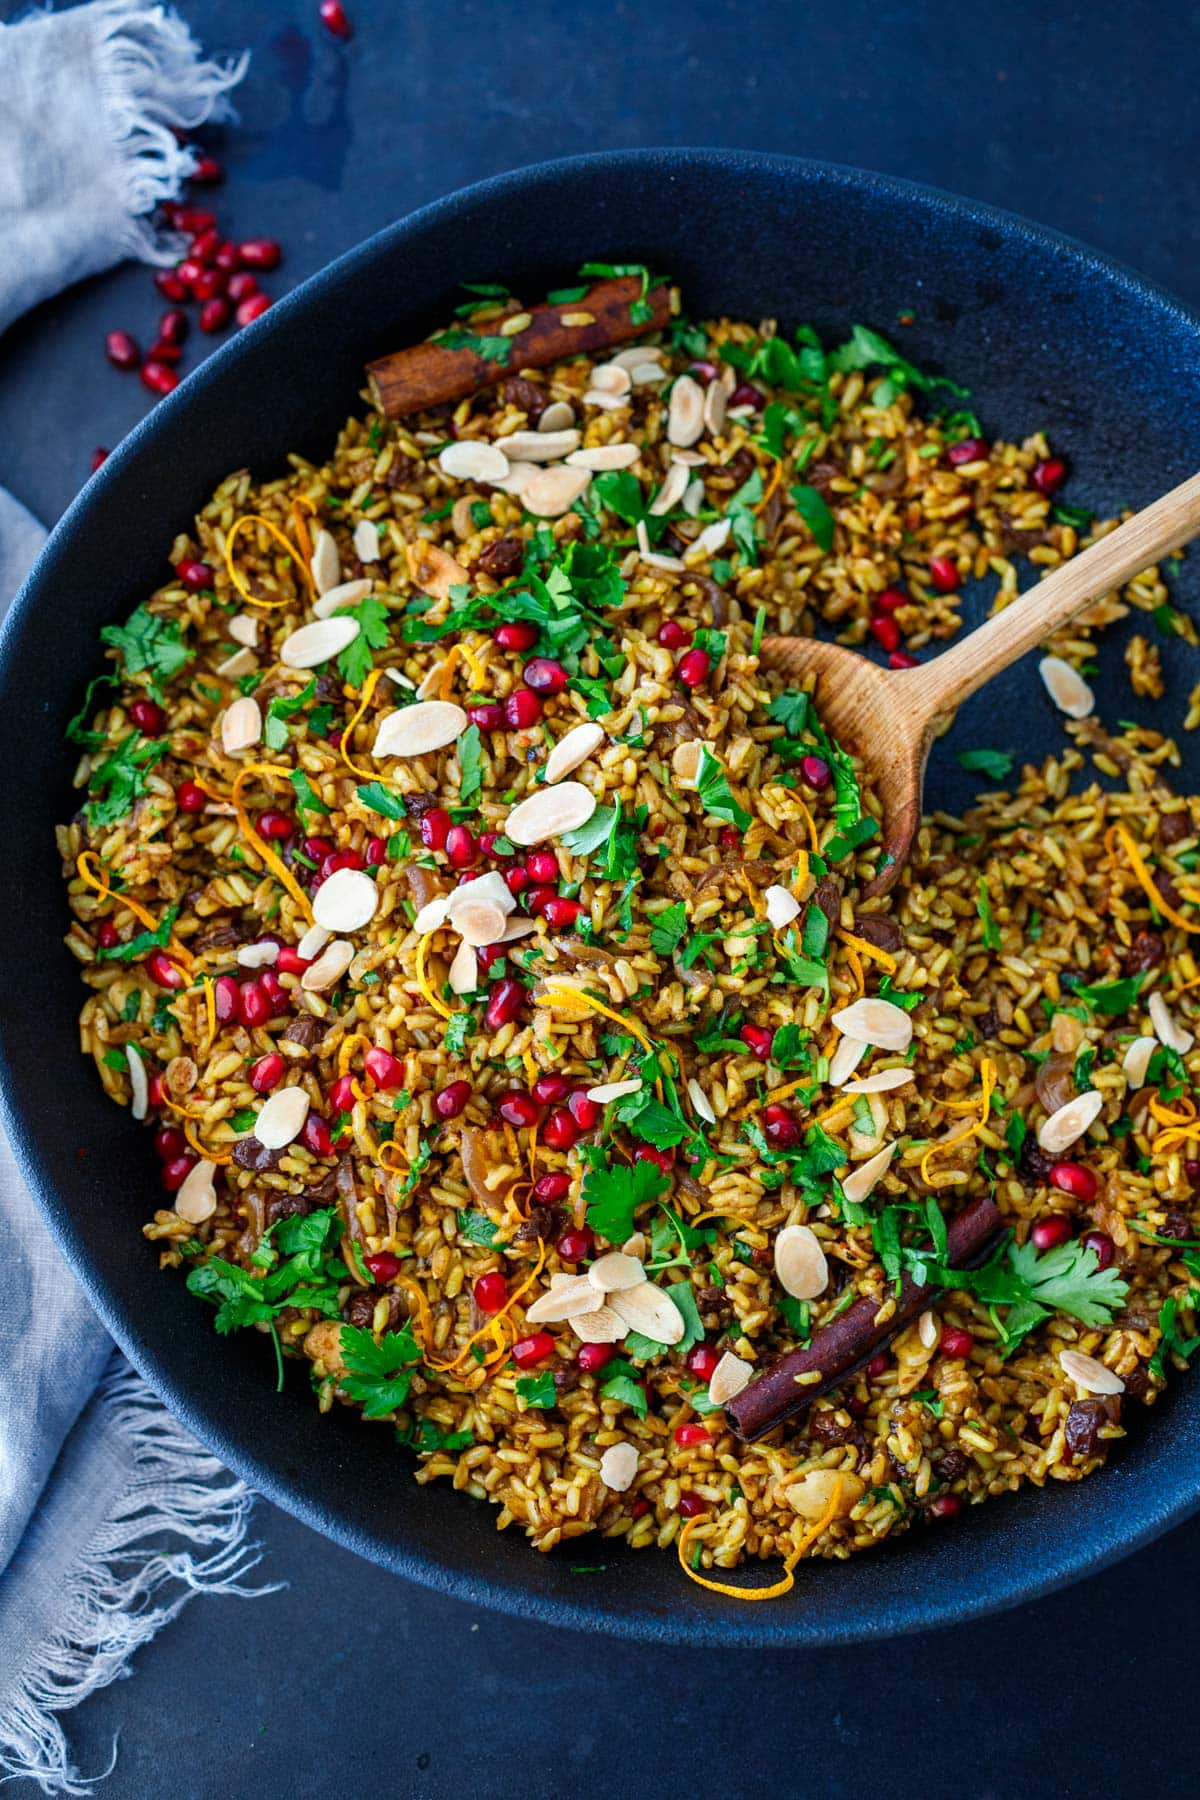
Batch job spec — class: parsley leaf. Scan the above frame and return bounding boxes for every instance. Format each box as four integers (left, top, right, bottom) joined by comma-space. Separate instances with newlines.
827, 323, 969, 405
431, 326, 512, 364
458, 723, 484, 806
264, 676, 318, 751
339, 1323, 423, 1418
597, 1357, 648, 1419
336, 596, 391, 688
96, 903, 179, 964
727, 469, 762, 565
444, 1011, 472, 1056
694, 746, 751, 831
977, 876, 1001, 950
85, 734, 168, 828
957, 747, 1014, 782
516, 1371, 557, 1409
1072, 973, 1143, 1014
457, 1208, 500, 1246
290, 768, 329, 821
100, 604, 191, 696
65, 673, 117, 748
583, 1157, 670, 1243
649, 903, 688, 956
790, 484, 835, 552
1150, 1295, 1200, 1380
356, 781, 407, 820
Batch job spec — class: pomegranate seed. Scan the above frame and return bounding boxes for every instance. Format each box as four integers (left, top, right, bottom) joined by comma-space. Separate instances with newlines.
257, 809, 294, 840
161, 1152, 198, 1192
320, 849, 363, 881
1032, 457, 1067, 496
259, 970, 288, 1013
238, 238, 281, 270
364, 1251, 401, 1282
146, 950, 184, 989
928, 1493, 963, 1520
800, 753, 830, 789
494, 621, 539, 652
505, 688, 542, 729
301, 1113, 332, 1157
685, 1343, 720, 1382
940, 1327, 974, 1358
468, 702, 505, 731
140, 359, 178, 396
129, 697, 165, 735
176, 258, 205, 288
928, 555, 960, 593
1049, 1161, 1097, 1202
866, 1352, 891, 1377
446, 824, 478, 868
147, 1073, 166, 1108
417, 807, 451, 852
762, 1102, 800, 1146
1031, 1216, 1072, 1251
567, 1092, 600, 1130
154, 270, 188, 302
176, 779, 206, 814
213, 975, 240, 1023
251, 1053, 286, 1093
96, 920, 120, 949
889, 650, 920, 670
192, 268, 228, 303
869, 614, 900, 652
946, 437, 989, 465
678, 647, 711, 688
1185, 1159, 1200, 1183
728, 382, 763, 409
478, 832, 505, 861
226, 271, 259, 302
523, 656, 568, 695
90, 447, 109, 473
319, 0, 354, 39
236, 293, 272, 327
504, 866, 530, 895
533, 1073, 570, 1105
675, 1422, 711, 1446
677, 1491, 707, 1518
533, 1171, 572, 1202
147, 340, 182, 365
154, 1125, 186, 1161
434, 1079, 471, 1119
275, 946, 310, 975
1082, 1230, 1115, 1270
190, 153, 223, 184
556, 1227, 594, 1262
498, 1090, 540, 1129
190, 228, 220, 264
175, 559, 214, 591
158, 308, 188, 346
718, 826, 740, 851
846, 1395, 869, 1418
543, 1108, 580, 1151
485, 979, 524, 1029
688, 360, 720, 383
475, 942, 507, 971
577, 1342, 614, 1372
306, 834, 334, 862
657, 620, 691, 648
876, 587, 908, 614
634, 1144, 674, 1175
474, 1271, 508, 1313
214, 241, 241, 272
740, 1023, 773, 1060
511, 1332, 555, 1369
523, 850, 557, 885
365, 836, 387, 867
104, 330, 139, 370
329, 1074, 357, 1113
629, 1497, 652, 1518
175, 207, 216, 233
238, 980, 270, 1027
526, 885, 558, 918
364, 1047, 405, 1089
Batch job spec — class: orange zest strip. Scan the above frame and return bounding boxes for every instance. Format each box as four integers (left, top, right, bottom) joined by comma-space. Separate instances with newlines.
919, 1056, 997, 1183
839, 943, 866, 1004
341, 666, 387, 780
161, 1094, 209, 1121
794, 799, 820, 855
434, 640, 489, 699
76, 851, 195, 977
835, 928, 897, 974
677, 1474, 845, 1600
426, 1238, 548, 1373
202, 975, 217, 1049
691, 1207, 763, 1236
395, 1272, 435, 1347
1154, 1125, 1200, 1156
534, 982, 664, 1098
1112, 823, 1200, 935
289, 497, 315, 560
754, 457, 784, 516
1149, 1093, 1197, 1128
196, 765, 314, 922
790, 848, 810, 897
414, 932, 455, 1020
183, 1119, 232, 1165
223, 513, 315, 608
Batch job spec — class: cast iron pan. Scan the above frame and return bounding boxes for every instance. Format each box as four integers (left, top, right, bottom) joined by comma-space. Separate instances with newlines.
3, 150, 1199, 1645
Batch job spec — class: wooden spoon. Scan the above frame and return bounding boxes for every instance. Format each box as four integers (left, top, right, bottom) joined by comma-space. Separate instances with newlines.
759, 471, 1200, 894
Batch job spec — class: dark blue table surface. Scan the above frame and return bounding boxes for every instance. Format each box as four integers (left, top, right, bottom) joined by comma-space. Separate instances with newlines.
4, 2, 1200, 1793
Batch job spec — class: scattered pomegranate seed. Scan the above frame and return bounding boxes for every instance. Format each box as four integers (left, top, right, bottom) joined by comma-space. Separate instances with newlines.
577, 1342, 615, 1372
762, 1102, 800, 1146
467, 702, 505, 732
928, 555, 960, 593
236, 293, 272, 327
147, 339, 182, 365
511, 1332, 555, 1369
869, 614, 900, 652
226, 270, 259, 302
446, 824, 478, 868
505, 689, 542, 729
477, 831, 505, 860
876, 587, 908, 614
633, 1144, 674, 1175
1049, 1162, 1097, 1202
523, 656, 568, 695
129, 697, 165, 735
494, 620, 539, 652
485, 977, 525, 1031
176, 257, 205, 288
628, 1497, 652, 1518
533, 1072, 570, 1105
1032, 457, 1066, 496
543, 1108, 580, 1151
238, 980, 270, 1027
472, 1269, 509, 1315
544, 895, 583, 929
158, 308, 188, 345
533, 1171, 572, 1203
717, 826, 740, 851
524, 850, 557, 885
175, 559, 214, 591
255, 809, 292, 841
1081, 1230, 1115, 1269
176, 778, 206, 813
678, 647, 711, 688
434, 1079, 471, 1119
504, 865, 529, 895
688, 360, 720, 383
364, 1046, 405, 1090
739, 1023, 773, 1060
190, 153, 224, 184
685, 1343, 720, 1382
175, 207, 216, 233
147, 1072, 166, 1108
154, 270, 188, 302
556, 1226, 594, 1262
677, 1491, 707, 1518
728, 382, 763, 409
889, 650, 920, 670
96, 919, 120, 949
213, 241, 241, 271
104, 330, 140, 370
161, 1152, 198, 1192
140, 359, 178, 396
275, 946, 310, 975
567, 1091, 600, 1130
498, 1090, 540, 1129
190, 228, 220, 264
940, 1327, 974, 1358
413, 807, 449, 852
302, 1113, 333, 1156
800, 753, 830, 789
1031, 1216, 1072, 1251
364, 836, 387, 867
320, 849, 363, 881
192, 268, 228, 303
866, 1351, 891, 1378
946, 437, 989, 465
212, 975, 239, 1023
328, 1075, 357, 1113
928, 1493, 963, 1520
251, 1052, 285, 1093
90, 447, 109, 473
474, 943, 505, 973
364, 1250, 401, 1283
674, 1423, 711, 1446
147, 949, 184, 989
238, 238, 282, 270
657, 619, 691, 648
154, 1125, 186, 1160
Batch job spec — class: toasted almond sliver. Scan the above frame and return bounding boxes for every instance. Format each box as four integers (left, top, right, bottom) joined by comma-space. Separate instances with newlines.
537, 401, 575, 433
703, 380, 727, 438
520, 465, 592, 518
671, 739, 703, 788
686, 1077, 716, 1125
312, 867, 379, 933
610, 344, 666, 371
126, 1045, 148, 1121
586, 1078, 642, 1106
692, 517, 732, 558
568, 1303, 628, 1344
773, 1224, 829, 1300
217, 646, 256, 679
841, 1066, 914, 1095
828, 1036, 869, 1087
407, 538, 470, 601
1059, 1349, 1124, 1395
448, 936, 478, 995
506, 780, 596, 846
682, 478, 706, 518
1122, 1034, 1158, 1088
545, 722, 605, 784
589, 362, 633, 397
785, 1469, 865, 1521
496, 915, 538, 943
918, 1309, 939, 1350
587, 1251, 646, 1294
175, 1158, 218, 1224
667, 373, 705, 447
565, 443, 640, 471
280, 616, 359, 670
446, 870, 516, 922
708, 1350, 752, 1407
1149, 990, 1195, 1055
310, 528, 341, 595
648, 461, 691, 516
609, 1282, 685, 1344
764, 883, 801, 930
301, 938, 355, 992
1037, 1089, 1104, 1154
450, 898, 508, 948
237, 940, 280, 969
411, 893, 451, 935
415, 656, 455, 701
496, 428, 581, 463
372, 700, 468, 759
526, 1274, 604, 1324
353, 519, 380, 562
297, 922, 331, 960
1038, 654, 1094, 720
313, 576, 373, 620
228, 612, 259, 648
841, 1141, 896, 1205
221, 696, 262, 755
599, 1441, 639, 1491
439, 439, 511, 483
254, 1085, 311, 1149
831, 997, 914, 1053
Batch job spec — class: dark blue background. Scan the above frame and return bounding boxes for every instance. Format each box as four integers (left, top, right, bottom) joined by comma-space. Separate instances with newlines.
4, 2, 1200, 1793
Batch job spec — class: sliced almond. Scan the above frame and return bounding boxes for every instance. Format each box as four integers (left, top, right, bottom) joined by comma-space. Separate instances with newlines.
301, 938, 355, 991
784, 1468, 865, 1521
446, 870, 515, 922
589, 362, 633, 397
841, 1066, 914, 1095
506, 781, 596, 846
526, 1274, 604, 1323
764, 884, 801, 930
520, 465, 592, 519
633, 361, 668, 384
708, 1350, 752, 1407
496, 915, 538, 944
545, 721, 605, 784
1059, 1349, 1124, 1396
412, 893, 451, 935
588, 1251, 646, 1294
703, 380, 728, 438
682, 479, 706, 518
254, 1084, 311, 1149
221, 695, 263, 756
297, 922, 331, 960
609, 1282, 685, 1345
636, 517, 685, 571
671, 739, 703, 787
175, 1158, 218, 1223
667, 374, 705, 447
1037, 1089, 1104, 1154
237, 940, 280, 969
537, 401, 575, 433
841, 1141, 896, 1204
565, 443, 640, 471
686, 1077, 716, 1125
448, 936, 478, 995
372, 700, 468, 759
569, 1303, 628, 1344
228, 612, 259, 648
353, 519, 381, 563
1038, 654, 1094, 720
449, 897, 509, 948
384, 667, 416, 691
918, 1309, 939, 1350
691, 518, 732, 558
831, 997, 914, 1053
773, 1224, 829, 1300
439, 439, 510, 483
1149, 990, 1195, 1055
312, 867, 379, 933
313, 576, 373, 620
217, 646, 257, 679
310, 527, 341, 595
126, 1045, 148, 1121
496, 428, 580, 463
648, 461, 691, 516
599, 1441, 639, 1491
279, 616, 360, 671
1122, 1034, 1158, 1088
610, 344, 666, 371
407, 538, 470, 600
828, 1035, 868, 1087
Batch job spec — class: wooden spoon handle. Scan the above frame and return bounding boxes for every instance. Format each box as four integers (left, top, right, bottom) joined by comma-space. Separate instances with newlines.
902, 469, 1200, 722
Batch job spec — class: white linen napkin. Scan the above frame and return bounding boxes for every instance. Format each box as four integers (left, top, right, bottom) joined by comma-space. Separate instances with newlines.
0, 10, 278, 1795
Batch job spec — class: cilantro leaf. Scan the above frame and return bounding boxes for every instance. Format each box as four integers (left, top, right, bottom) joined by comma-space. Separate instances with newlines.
1150, 1295, 1200, 1380
431, 326, 511, 364
356, 781, 407, 820
827, 323, 969, 404
957, 747, 1014, 783
444, 1011, 472, 1055
1071, 973, 1143, 1014
457, 1208, 500, 1246
339, 1323, 423, 1418
100, 604, 191, 696
516, 1371, 557, 1409
727, 469, 763, 565
85, 734, 168, 828
336, 596, 391, 688
290, 768, 329, 820
977, 876, 1001, 950
583, 1157, 670, 1243
458, 722, 484, 806
649, 903, 688, 956
96, 903, 179, 964
597, 1357, 648, 1418
694, 746, 751, 832
591, 469, 646, 524
790, 484, 835, 552
65, 673, 117, 748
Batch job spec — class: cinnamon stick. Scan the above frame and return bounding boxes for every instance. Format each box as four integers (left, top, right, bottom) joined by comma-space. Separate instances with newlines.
725, 1194, 1004, 1442
366, 277, 671, 420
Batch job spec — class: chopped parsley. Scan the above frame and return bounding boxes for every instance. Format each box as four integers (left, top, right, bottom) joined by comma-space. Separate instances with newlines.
85, 734, 168, 828
957, 746, 1014, 783
582, 1156, 670, 1243
340, 1324, 423, 1418
100, 604, 191, 696
335, 596, 392, 687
